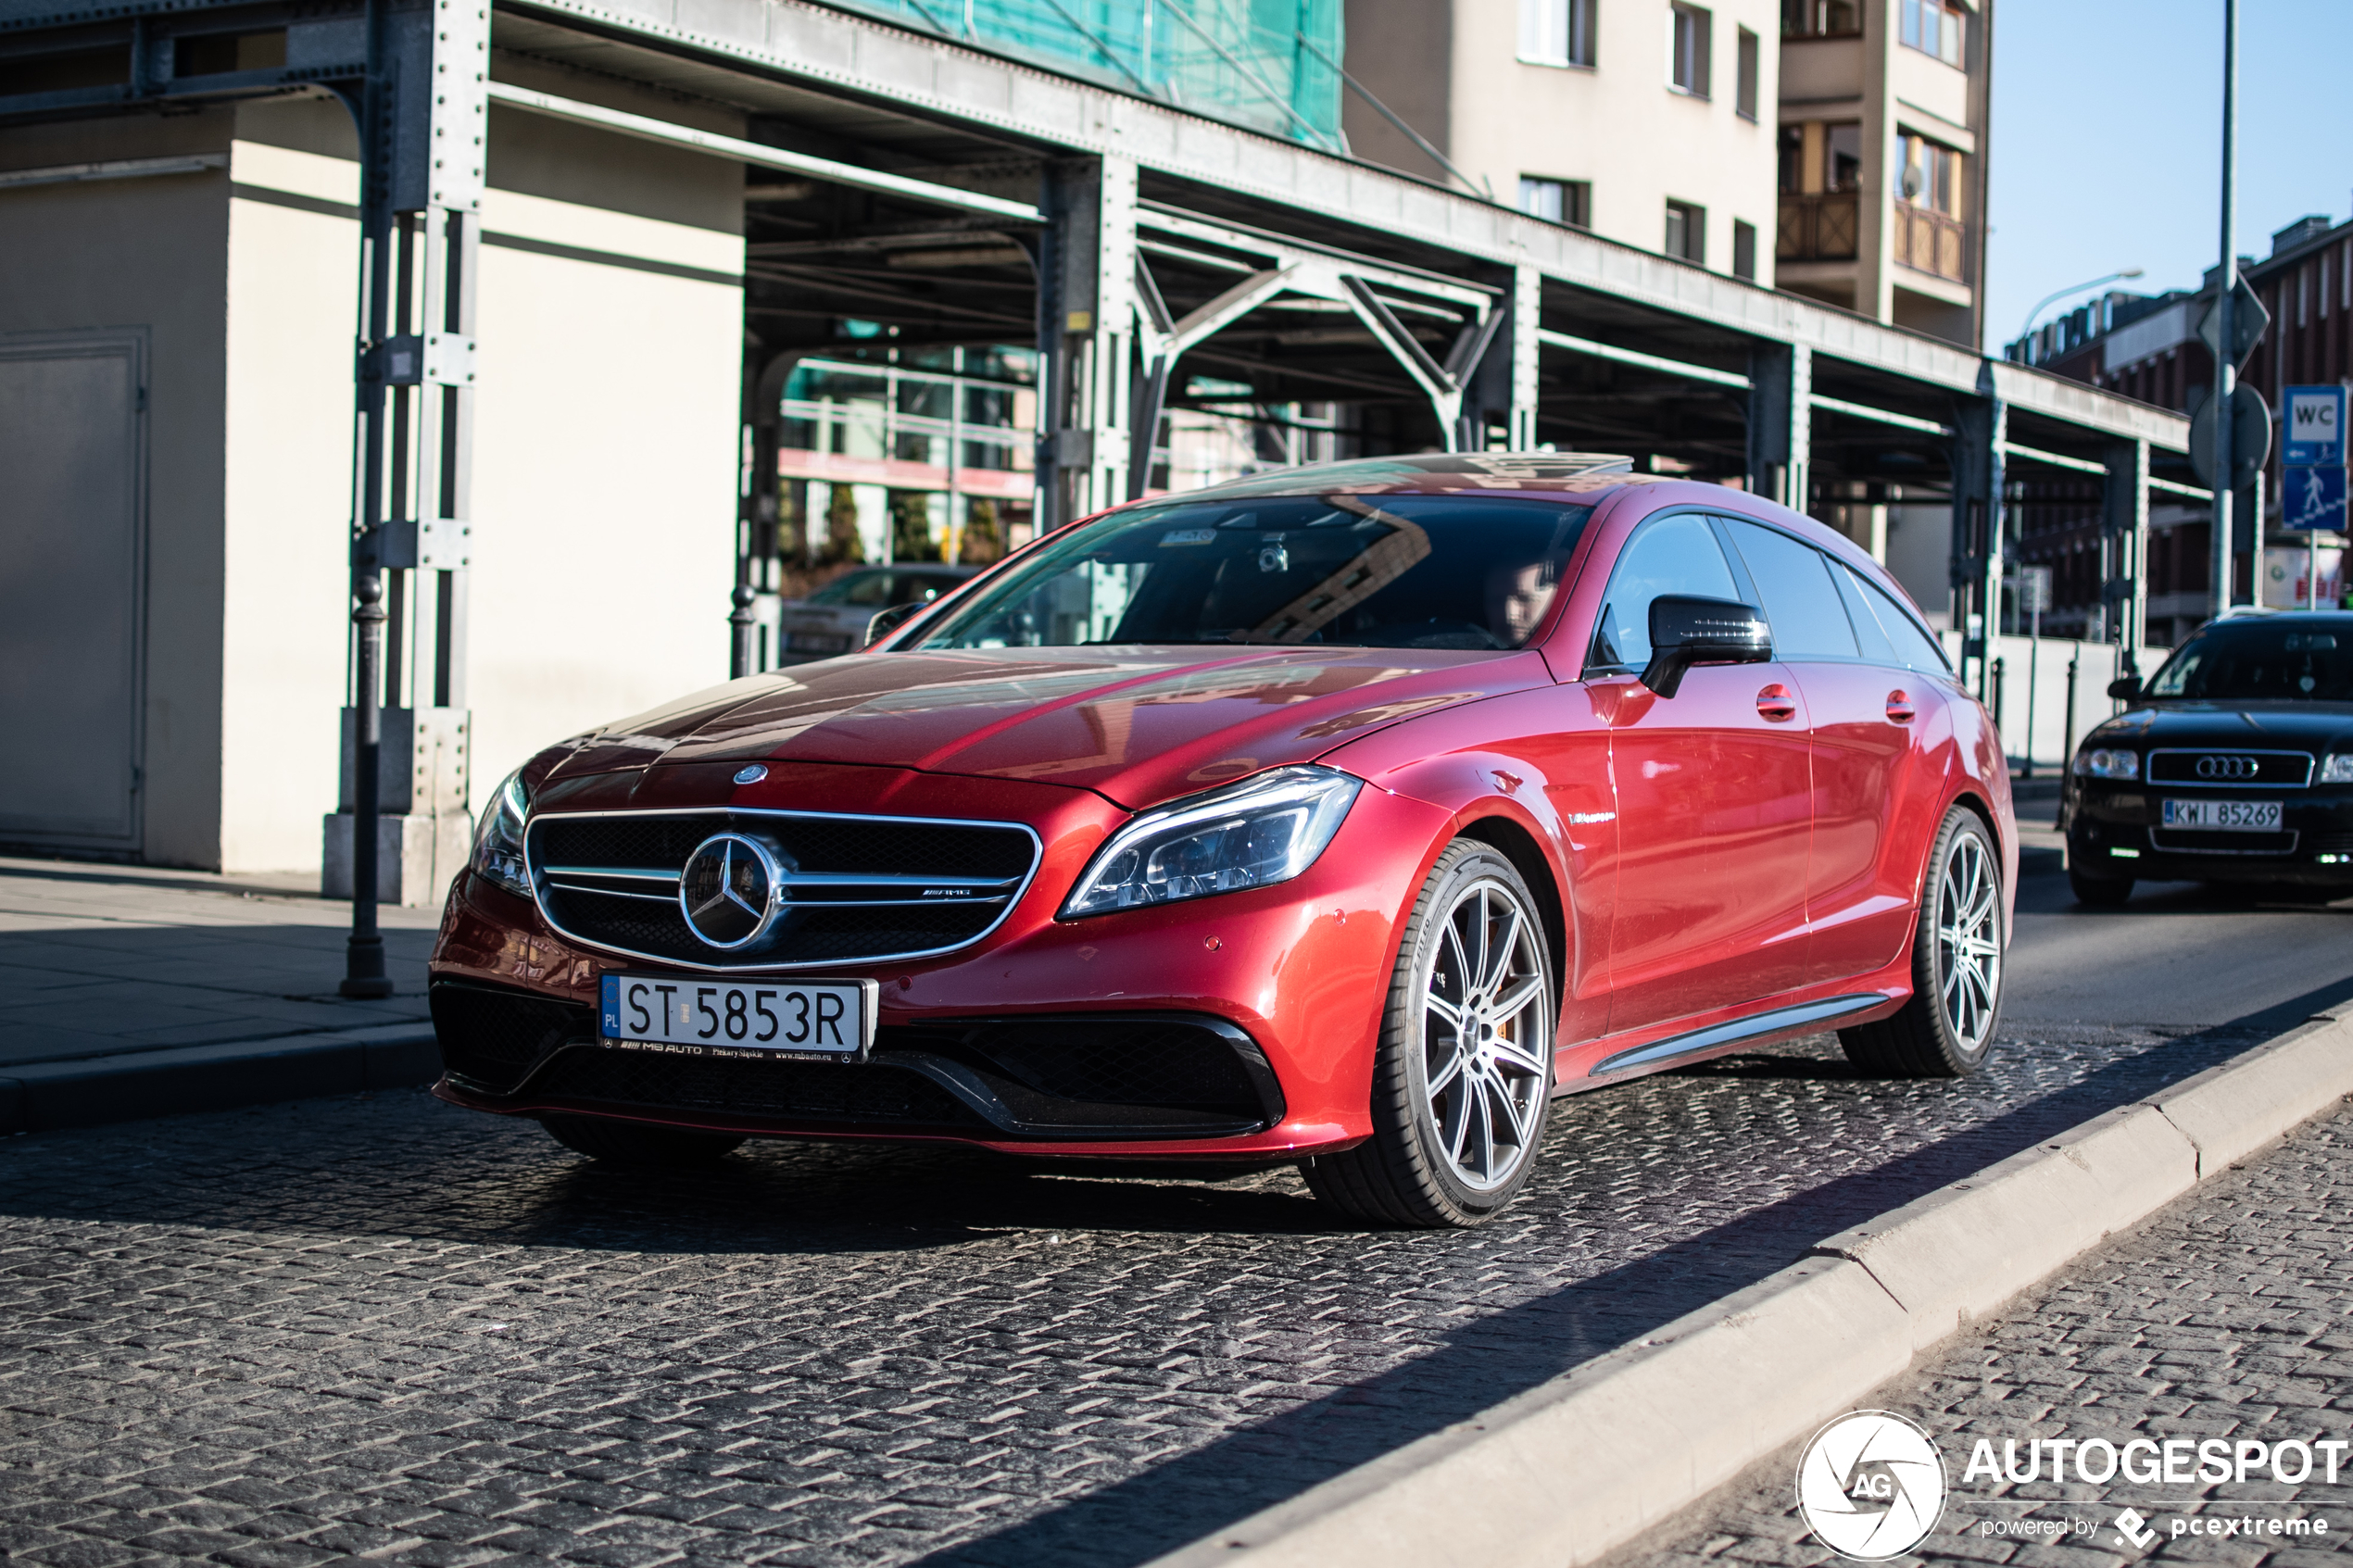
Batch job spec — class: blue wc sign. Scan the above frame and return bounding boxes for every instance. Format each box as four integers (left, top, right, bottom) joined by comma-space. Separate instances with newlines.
2282, 384, 2347, 467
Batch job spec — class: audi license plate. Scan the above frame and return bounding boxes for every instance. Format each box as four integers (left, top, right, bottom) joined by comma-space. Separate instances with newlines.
599, 973, 876, 1060
2161, 798, 2283, 832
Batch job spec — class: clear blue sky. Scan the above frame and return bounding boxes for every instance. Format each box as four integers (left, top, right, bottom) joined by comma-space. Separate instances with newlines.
1986, 0, 2353, 351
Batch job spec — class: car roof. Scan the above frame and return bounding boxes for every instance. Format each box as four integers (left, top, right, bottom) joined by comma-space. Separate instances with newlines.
1169, 452, 1657, 501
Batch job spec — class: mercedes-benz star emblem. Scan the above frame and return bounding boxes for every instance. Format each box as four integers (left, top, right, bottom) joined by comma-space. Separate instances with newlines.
678, 833, 785, 950
734, 764, 769, 785
2196, 754, 2259, 780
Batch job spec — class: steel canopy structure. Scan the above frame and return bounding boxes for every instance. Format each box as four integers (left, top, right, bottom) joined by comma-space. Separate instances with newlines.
3, 0, 2190, 906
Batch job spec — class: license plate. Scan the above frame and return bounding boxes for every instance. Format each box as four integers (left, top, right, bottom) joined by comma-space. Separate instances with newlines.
598, 973, 876, 1059
2161, 798, 2283, 832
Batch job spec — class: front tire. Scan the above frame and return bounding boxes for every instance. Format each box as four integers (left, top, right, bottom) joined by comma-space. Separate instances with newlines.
1301, 841, 1555, 1228
1841, 807, 2005, 1078
542, 1113, 746, 1166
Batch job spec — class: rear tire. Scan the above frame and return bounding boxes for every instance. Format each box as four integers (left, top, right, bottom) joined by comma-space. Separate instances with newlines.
1842, 807, 2004, 1078
1300, 841, 1555, 1228
542, 1113, 746, 1166
2068, 865, 2133, 907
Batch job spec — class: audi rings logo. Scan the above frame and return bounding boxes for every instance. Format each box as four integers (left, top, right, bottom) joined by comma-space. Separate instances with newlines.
678, 834, 786, 949
2196, 754, 2262, 780
1795, 1411, 1948, 1561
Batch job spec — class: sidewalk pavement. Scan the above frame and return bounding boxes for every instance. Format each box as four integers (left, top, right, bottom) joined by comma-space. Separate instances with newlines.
0, 856, 447, 1132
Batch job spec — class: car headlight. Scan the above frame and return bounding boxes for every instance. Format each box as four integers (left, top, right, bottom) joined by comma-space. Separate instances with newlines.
1062, 765, 1364, 918
2071, 747, 2140, 781
472, 770, 534, 899
2324, 754, 2353, 784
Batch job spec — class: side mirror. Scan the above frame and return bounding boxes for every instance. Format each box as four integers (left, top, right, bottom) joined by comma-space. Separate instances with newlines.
864, 601, 925, 647
2106, 675, 2143, 701
1642, 596, 1772, 698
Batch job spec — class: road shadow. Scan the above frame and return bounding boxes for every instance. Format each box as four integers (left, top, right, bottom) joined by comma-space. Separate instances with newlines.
910, 987, 2327, 1568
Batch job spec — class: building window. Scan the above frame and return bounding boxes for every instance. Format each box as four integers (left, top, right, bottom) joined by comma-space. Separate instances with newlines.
1898, 132, 1962, 216
1894, 132, 1967, 281
1668, 4, 1710, 96
1899, 0, 1964, 66
1782, 0, 1858, 37
1735, 27, 1759, 119
1519, 0, 1597, 67
1665, 199, 1705, 263
1518, 177, 1592, 228
1733, 219, 1757, 280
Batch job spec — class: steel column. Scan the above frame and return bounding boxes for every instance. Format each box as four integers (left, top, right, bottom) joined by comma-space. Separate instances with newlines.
2103, 436, 2151, 661
1507, 263, 1541, 451
1035, 155, 1138, 531
1745, 343, 1810, 509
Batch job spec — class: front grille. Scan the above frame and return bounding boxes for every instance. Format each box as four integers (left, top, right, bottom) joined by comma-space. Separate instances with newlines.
2146, 749, 2313, 787
527, 1047, 990, 1130
478, 1013, 1283, 1142
526, 809, 1038, 970
431, 981, 597, 1094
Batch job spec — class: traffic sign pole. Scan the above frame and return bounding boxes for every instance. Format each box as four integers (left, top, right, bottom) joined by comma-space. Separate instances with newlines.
2212, 0, 2239, 617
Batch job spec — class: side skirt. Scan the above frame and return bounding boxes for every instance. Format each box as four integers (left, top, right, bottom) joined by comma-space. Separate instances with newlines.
1578, 992, 1894, 1082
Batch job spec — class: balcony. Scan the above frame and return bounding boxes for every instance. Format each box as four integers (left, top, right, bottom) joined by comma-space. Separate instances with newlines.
1893, 201, 1968, 282
1778, 193, 1858, 261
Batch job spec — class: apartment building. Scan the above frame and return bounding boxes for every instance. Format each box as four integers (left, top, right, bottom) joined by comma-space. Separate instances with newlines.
1341, 0, 1991, 348
2007, 213, 2353, 644
1344, 0, 1781, 285
1777, 0, 1990, 345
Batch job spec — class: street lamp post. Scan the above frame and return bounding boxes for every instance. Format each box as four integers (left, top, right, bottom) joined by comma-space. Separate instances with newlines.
2018, 268, 2145, 349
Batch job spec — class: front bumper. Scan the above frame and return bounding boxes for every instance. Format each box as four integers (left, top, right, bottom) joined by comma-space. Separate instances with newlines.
2063, 778, 2353, 884
427, 765, 1455, 1157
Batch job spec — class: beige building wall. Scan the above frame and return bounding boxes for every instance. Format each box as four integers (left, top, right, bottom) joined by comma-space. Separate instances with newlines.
2, 70, 745, 876
1346, 0, 1780, 284
0, 111, 235, 870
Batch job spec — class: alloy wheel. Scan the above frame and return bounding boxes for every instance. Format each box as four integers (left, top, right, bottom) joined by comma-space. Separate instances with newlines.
1935, 831, 2002, 1052
1420, 878, 1552, 1192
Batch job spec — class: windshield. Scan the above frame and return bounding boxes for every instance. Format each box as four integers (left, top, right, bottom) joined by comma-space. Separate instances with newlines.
2144, 621, 2353, 701
912, 495, 1594, 650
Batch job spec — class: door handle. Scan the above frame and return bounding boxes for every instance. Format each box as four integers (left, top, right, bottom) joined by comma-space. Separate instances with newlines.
1755, 683, 1797, 722
1886, 690, 1916, 723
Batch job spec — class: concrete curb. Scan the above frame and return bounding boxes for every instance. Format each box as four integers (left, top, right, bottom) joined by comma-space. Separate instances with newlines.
0, 1024, 441, 1135
1149, 1012, 2353, 1568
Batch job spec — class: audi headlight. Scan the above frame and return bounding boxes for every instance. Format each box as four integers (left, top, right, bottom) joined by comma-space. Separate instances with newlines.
2071, 747, 2140, 781
1062, 765, 1364, 918
2323, 754, 2353, 784
472, 769, 534, 899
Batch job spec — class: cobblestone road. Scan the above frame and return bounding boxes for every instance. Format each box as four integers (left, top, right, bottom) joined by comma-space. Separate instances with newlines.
1628, 1099, 2353, 1568
0, 1011, 2297, 1568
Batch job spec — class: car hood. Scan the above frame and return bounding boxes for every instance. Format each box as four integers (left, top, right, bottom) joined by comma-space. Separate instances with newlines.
545, 646, 1550, 809
2095, 700, 2353, 753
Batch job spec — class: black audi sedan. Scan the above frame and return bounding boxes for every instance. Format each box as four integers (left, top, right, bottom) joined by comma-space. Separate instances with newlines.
2063, 611, 2353, 905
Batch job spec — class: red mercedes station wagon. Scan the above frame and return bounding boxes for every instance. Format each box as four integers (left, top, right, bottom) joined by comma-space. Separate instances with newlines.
430, 454, 2015, 1226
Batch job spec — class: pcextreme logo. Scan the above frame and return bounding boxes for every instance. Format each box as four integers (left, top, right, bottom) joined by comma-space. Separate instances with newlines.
1795, 1411, 1948, 1561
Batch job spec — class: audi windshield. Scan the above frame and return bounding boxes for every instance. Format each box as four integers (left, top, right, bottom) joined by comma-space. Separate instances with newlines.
2143, 620, 2353, 702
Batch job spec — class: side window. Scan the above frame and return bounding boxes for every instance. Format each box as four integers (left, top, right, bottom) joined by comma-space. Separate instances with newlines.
1591, 512, 1741, 671
1724, 520, 1857, 659
1844, 567, 1953, 673
1831, 565, 1897, 664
